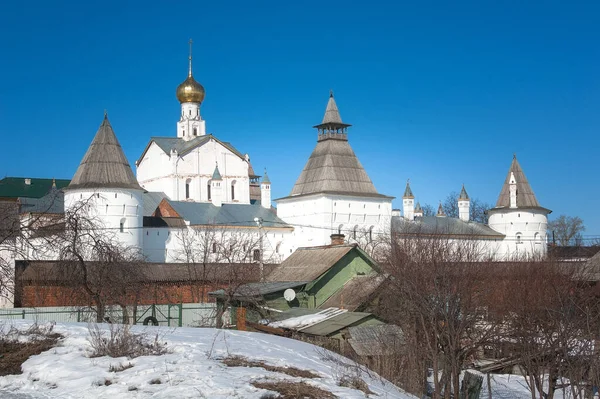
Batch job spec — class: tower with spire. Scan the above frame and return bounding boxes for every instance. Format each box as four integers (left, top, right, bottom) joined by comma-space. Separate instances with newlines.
276, 91, 394, 249
176, 39, 206, 140
487, 155, 551, 258
458, 184, 470, 222
64, 114, 144, 254
402, 180, 415, 221
261, 169, 271, 209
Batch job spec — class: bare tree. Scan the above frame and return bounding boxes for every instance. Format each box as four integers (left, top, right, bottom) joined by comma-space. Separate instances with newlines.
549, 215, 586, 246
441, 191, 491, 224
377, 233, 502, 398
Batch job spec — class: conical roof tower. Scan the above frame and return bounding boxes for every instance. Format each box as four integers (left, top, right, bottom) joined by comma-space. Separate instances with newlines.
493, 155, 543, 209
287, 92, 390, 198
67, 115, 142, 191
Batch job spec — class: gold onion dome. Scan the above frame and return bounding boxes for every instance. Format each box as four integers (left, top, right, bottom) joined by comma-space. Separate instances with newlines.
176, 39, 205, 103
176, 75, 205, 103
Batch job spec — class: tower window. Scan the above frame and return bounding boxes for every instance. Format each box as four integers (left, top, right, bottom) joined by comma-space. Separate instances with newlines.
212, 242, 217, 253
119, 218, 126, 233
253, 249, 261, 261
193, 128, 197, 136
189, 109, 191, 116
207, 182, 212, 201
185, 179, 191, 199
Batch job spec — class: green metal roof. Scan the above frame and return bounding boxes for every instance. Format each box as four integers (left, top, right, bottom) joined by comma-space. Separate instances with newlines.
299, 312, 375, 337
0, 177, 71, 199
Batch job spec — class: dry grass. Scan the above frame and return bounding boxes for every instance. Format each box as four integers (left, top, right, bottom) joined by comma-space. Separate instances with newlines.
0, 323, 62, 376
252, 380, 336, 399
338, 375, 374, 396
222, 355, 319, 379
108, 362, 134, 372
87, 323, 168, 358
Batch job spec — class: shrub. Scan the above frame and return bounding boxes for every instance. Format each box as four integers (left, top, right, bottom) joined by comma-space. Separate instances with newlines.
87, 323, 168, 358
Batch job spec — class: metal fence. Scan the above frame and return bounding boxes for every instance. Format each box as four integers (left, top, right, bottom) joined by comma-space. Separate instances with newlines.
0, 303, 217, 327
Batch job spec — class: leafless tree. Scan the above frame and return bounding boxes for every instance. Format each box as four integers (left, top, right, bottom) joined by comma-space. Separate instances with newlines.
376, 233, 503, 398
549, 215, 586, 246
441, 191, 492, 224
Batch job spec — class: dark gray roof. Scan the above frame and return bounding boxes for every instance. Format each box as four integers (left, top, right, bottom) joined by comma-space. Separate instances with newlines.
285, 138, 389, 198
493, 156, 547, 211
212, 165, 222, 180
347, 324, 404, 356
392, 216, 505, 238
403, 181, 414, 198
142, 192, 168, 216
320, 274, 386, 311
300, 312, 375, 337
209, 281, 308, 299
459, 185, 469, 200
162, 199, 291, 228
262, 169, 271, 184
267, 245, 356, 282
138, 135, 245, 165
67, 116, 142, 191
18, 188, 64, 214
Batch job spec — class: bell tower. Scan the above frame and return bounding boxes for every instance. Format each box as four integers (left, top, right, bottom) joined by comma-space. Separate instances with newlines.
176, 39, 206, 140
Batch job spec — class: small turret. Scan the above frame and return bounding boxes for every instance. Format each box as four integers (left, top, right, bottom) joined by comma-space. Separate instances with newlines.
261, 169, 271, 209
402, 180, 415, 221
458, 184, 470, 222
414, 202, 423, 218
211, 163, 223, 207
437, 202, 446, 217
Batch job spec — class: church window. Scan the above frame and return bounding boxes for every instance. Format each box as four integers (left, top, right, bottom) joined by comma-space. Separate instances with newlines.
207, 182, 212, 201
115, 193, 117, 198
231, 180, 236, 201
122, 205, 125, 215
185, 179, 191, 199
193, 128, 197, 136
189, 109, 191, 116
119, 218, 126, 233
212, 242, 217, 253
253, 249, 261, 261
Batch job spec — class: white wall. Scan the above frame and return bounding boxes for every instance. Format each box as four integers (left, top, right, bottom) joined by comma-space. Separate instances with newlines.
277, 193, 392, 251
137, 139, 251, 204
488, 208, 548, 259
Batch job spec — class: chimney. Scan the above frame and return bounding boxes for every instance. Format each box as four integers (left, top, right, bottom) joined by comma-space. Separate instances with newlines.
24, 178, 31, 185
330, 234, 345, 246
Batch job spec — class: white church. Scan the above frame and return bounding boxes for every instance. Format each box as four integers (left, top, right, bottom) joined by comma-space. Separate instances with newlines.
8, 43, 551, 269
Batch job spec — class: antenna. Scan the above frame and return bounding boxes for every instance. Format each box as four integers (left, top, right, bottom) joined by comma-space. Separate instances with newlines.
283, 288, 296, 302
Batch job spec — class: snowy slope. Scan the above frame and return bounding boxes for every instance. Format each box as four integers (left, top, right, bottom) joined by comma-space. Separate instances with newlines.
0, 321, 415, 398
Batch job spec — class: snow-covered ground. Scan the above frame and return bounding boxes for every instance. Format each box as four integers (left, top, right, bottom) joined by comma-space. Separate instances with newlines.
0, 320, 415, 398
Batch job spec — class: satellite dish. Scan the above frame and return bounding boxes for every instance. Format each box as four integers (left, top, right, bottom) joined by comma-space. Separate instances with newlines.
283, 288, 296, 302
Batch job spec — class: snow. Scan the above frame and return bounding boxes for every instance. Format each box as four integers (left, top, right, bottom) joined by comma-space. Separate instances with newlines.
0, 320, 415, 398
268, 308, 346, 330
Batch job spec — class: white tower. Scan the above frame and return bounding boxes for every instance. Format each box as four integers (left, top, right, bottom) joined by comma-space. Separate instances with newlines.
488, 155, 551, 259
458, 185, 470, 222
402, 180, 415, 221
210, 164, 223, 207
64, 114, 144, 256
175, 39, 206, 140
414, 202, 424, 218
261, 169, 271, 209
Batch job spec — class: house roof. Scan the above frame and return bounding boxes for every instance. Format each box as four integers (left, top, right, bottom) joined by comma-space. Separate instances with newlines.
392, 216, 504, 238
18, 261, 277, 284
319, 274, 387, 311
137, 134, 246, 165
266, 244, 373, 282
0, 177, 70, 200
347, 324, 404, 356
209, 281, 308, 299
157, 199, 291, 229
299, 311, 375, 337
142, 192, 169, 217
492, 156, 548, 212
67, 115, 143, 191
283, 138, 390, 199
18, 188, 64, 214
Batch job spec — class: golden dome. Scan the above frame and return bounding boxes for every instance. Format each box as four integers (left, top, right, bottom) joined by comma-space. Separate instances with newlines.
176, 74, 205, 103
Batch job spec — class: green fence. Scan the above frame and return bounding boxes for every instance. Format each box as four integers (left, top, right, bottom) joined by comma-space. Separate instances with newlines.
0, 303, 217, 327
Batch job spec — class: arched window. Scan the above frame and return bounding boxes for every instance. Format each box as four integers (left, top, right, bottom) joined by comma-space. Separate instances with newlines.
119, 218, 126, 233
185, 179, 191, 199
193, 128, 197, 136
207, 181, 212, 201
212, 242, 217, 253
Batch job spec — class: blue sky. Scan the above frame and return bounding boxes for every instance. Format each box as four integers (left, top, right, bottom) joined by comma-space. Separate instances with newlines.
1, 1, 599, 238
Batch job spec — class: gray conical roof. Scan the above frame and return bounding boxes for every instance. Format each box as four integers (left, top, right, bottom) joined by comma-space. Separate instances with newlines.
212, 164, 222, 180
67, 115, 142, 191
459, 185, 469, 200
403, 181, 414, 198
288, 138, 387, 197
262, 169, 271, 184
415, 202, 423, 212
437, 203, 446, 216
494, 156, 541, 209
313, 91, 351, 129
